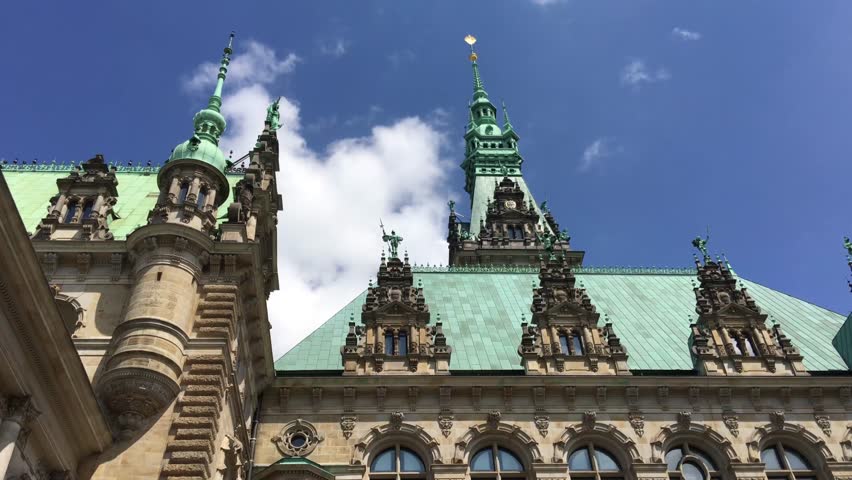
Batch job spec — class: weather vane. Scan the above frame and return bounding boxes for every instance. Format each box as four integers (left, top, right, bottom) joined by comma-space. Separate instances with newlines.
464, 34, 477, 62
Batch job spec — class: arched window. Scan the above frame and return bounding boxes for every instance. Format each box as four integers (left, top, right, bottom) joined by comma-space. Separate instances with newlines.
81, 199, 95, 220
197, 188, 208, 208
370, 446, 426, 480
64, 200, 78, 223
761, 443, 816, 480
568, 444, 622, 480
666, 443, 720, 480
177, 182, 189, 204
384, 331, 394, 355
398, 331, 408, 356
730, 330, 758, 357
471, 445, 525, 480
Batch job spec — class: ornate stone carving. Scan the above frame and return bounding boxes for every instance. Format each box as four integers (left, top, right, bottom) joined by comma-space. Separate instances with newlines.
628, 412, 645, 437
340, 415, 357, 439
689, 250, 806, 375
389, 411, 405, 430
814, 414, 831, 436
272, 419, 324, 457
534, 414, 550, 437
487, 410, 502, 428
341, 251, 451, 375
770, 410, 785, 427
723, 413, 739, 437
438, 413, 454, 438
677, 411, 692, 428
519, 254, 629, 375
582, 410, 597, 429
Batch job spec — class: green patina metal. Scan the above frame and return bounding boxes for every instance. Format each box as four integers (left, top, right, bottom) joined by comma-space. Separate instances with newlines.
276, 271, 848, 373
4, 168, 242, 239
167, 33, 234, 172
460, 41, 550, 237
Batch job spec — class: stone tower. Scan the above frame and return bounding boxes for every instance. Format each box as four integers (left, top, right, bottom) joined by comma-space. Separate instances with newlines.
22, 34, 281, 479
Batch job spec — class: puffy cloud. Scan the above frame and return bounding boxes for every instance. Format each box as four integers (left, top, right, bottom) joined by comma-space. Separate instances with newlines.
183, 40, 301, 92
579, 138, 620, 172
186, 41, 453, 356
620, 59, 671, 89
672, 27, 702, 41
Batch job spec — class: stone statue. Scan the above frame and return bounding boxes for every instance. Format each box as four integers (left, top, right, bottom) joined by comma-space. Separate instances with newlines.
448, 200, 455, 214
844, 236, 852, 257
557, 229, 571, 243
538, 231, 556, 260
266, 97, 281, 130
380, 220, 403, 259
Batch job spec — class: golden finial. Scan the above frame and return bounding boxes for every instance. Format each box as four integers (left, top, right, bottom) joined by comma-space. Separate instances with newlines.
464, 34, 478, 62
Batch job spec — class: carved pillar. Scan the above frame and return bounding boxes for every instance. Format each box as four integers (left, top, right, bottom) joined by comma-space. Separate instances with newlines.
0, 396, 39, 479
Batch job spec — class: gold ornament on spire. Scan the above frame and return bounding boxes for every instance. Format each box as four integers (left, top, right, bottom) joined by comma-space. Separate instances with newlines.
464, 34, 478, 62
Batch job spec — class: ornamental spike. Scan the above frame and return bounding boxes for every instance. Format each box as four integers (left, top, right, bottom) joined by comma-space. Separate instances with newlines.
208, 32, 235, 113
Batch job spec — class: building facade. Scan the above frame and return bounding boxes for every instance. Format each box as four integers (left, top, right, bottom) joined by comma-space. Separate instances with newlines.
0, 35, 851, 480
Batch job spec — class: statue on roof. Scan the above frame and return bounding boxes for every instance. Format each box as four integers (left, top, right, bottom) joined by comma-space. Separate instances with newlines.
538, 231, 556, 260
448, 200, 455, 214
557, 229, 571, 243
540, 201, 549, 214
692, 230, 710, 258
380, 220, 403, 259
844, 236, 852, 257
266, 97, 281, 130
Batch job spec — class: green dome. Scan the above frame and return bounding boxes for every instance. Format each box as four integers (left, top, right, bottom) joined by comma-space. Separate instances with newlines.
193, 108, 227, 139
168, 136, 227, 172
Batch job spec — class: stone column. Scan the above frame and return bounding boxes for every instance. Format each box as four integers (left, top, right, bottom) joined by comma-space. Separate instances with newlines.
0, 396, 39, 479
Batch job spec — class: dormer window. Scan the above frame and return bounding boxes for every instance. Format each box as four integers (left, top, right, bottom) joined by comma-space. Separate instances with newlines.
64, 200, 78, 223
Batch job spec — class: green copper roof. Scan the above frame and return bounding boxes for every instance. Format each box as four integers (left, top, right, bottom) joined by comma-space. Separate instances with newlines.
167, 33, 234, 172
275, 269, 848, 372
832, 312, 852, 369
3, 168, 241, 239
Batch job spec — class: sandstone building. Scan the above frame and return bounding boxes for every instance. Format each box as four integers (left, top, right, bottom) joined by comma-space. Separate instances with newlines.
1, 35, 851, 480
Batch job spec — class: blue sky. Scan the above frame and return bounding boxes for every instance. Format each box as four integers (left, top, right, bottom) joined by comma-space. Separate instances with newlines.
2, 1, 850, 352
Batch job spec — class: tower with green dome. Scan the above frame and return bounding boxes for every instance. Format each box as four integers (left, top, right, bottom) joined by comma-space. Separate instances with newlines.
148, 33, 235, 235
449, 36, 581, 267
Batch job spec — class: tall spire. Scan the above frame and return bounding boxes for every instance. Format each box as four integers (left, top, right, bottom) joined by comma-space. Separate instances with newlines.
207, 32, 234, 113
167, 32, 235, 172
465, 35, 488, 102
502, 101, 513, 130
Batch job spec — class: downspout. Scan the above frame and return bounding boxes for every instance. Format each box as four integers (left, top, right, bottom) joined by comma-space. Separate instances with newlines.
246, 392, 263, 479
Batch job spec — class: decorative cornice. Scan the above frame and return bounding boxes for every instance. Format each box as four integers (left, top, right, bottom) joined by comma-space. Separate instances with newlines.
0, 161, 245, 176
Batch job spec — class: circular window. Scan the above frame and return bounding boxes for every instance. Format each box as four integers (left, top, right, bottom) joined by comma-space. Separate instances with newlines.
272, 419, 323, 457
665, 443, 720, 480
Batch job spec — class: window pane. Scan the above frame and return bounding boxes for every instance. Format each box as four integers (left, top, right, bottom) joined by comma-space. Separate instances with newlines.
178, 184, 189, 204
681, 461, 705, 480
666, 448, 683, 470
371, 449, 395, 472
384, 333, 394, 355
568, 447, 592, 471
498, 448, 524, 472
559, 335, 570, 354
571, 334, 584, 355
82, 201, 94, 220
595, 448, 620, 471
471, 448, 495, 471
197, 190, 207, 208
400, 449, 425, 473
783, 447, 812, 470
399, 332, 408, 356
64, 202, 78, 223
690, 448, 718, 471
761, 447, 783, 470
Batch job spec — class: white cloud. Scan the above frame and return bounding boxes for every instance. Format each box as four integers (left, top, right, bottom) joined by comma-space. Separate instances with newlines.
188, 41, 453, 356
579, 138, 619, 172
620, 59, 671, 89
388, 49, 416, 68
183, 40, 301, 92
319, 39, 348, 57
672, 27, 702, 41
